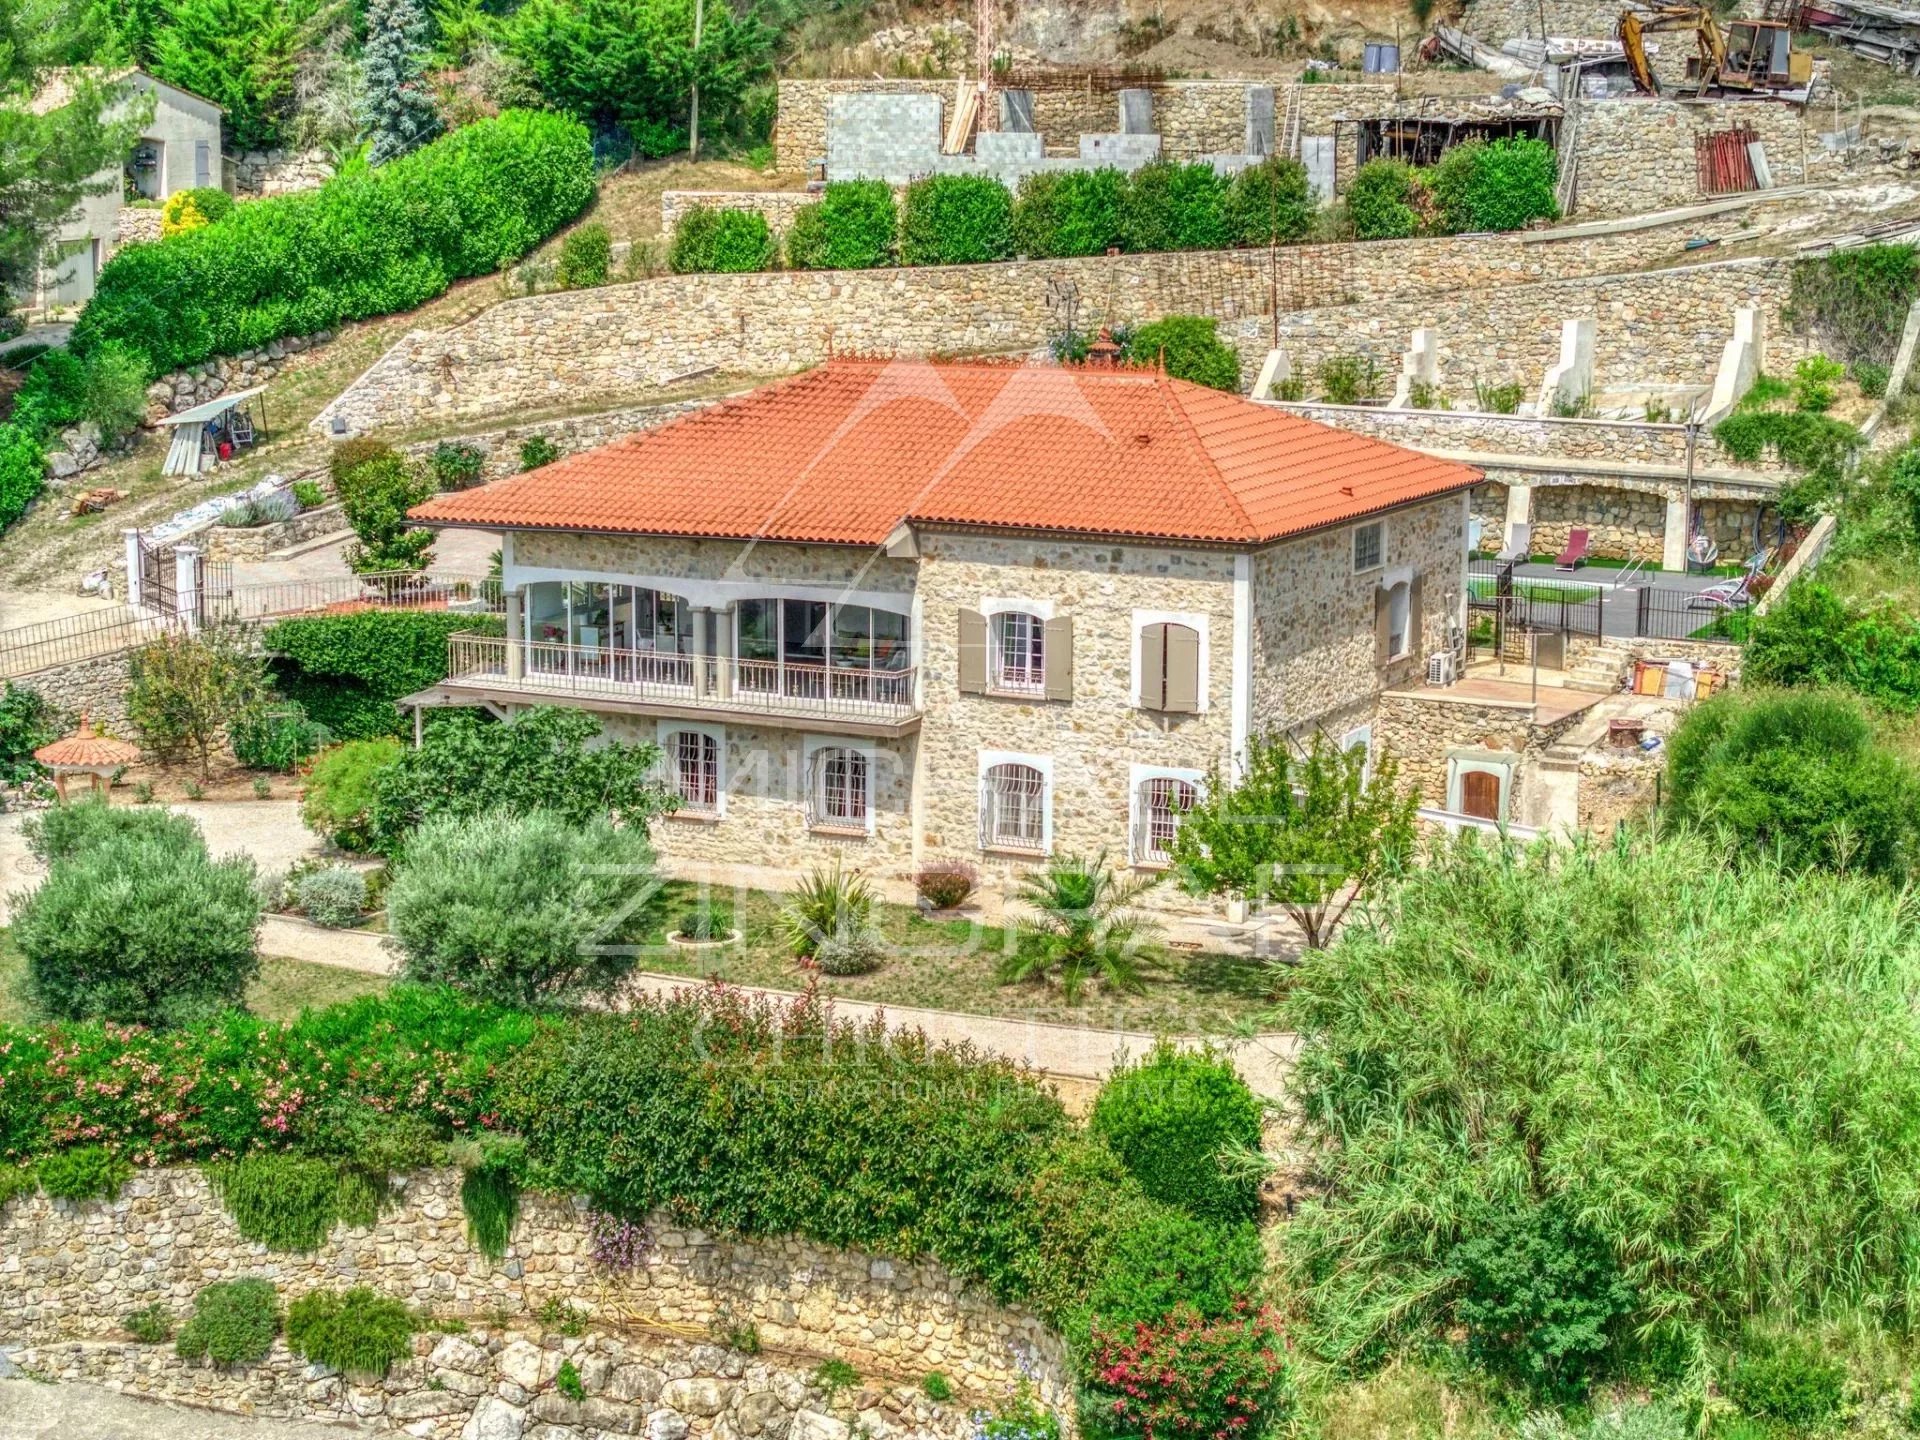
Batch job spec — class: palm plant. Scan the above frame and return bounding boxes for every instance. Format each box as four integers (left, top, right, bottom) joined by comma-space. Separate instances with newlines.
780, 861, 877, 959
1000, 851, 1159, 1001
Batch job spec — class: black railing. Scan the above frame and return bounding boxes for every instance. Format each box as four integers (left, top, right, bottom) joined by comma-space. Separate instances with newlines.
1634, 583, 1752, 644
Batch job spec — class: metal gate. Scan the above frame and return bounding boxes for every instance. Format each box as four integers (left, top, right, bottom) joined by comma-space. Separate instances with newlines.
137, 534, 177, 616
135, 535, 225, 623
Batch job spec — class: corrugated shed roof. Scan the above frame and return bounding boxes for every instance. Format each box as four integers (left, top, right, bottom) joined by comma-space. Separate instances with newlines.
410, 359, 1482, 547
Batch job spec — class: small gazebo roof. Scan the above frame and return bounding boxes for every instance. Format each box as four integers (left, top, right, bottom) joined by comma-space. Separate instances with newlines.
35, 714, 141, 770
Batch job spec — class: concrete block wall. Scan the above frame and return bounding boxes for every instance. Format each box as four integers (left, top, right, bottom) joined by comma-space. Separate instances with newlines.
827, 91, 944, 183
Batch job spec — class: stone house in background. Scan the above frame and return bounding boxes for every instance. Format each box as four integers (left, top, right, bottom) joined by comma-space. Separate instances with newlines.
25, 69, 223, 314
407, 358, 1478, 898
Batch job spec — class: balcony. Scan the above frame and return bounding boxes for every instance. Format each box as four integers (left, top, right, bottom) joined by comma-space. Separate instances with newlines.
439, 632, 921, 735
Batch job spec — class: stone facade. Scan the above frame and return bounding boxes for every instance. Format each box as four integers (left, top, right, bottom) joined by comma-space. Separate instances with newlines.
0, 1166, 1071, 1436
1242, 255, 1809, 408
202, 502, 344, 562
661, 191, 818, 237
231, 148, 336, 196
116, 205, 163, 246
397, 397, 729, 483
6, 650, 132, 733
1570, 98, 1845, 218
313, 221, 1762, 436
1374, 688, 1590, 823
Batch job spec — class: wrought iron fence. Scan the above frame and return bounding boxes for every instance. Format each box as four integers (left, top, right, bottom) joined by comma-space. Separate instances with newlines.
1633, 583, 1752, 644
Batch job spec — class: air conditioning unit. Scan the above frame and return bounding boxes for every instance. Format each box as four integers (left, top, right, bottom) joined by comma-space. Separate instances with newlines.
1427, 650, 1457, 686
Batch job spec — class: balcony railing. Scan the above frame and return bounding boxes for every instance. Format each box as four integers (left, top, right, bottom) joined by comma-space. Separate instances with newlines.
445, 633, 919, 723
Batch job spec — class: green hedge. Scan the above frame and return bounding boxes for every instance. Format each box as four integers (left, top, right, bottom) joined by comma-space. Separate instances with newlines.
1121, 161, 1231, 254
1012, 168, 1127, 258
266, 609, 502, 740
669, 206, 778, 273
71, 111, 595, 375
900, 174, 1014, 265
785, 180, 896, 270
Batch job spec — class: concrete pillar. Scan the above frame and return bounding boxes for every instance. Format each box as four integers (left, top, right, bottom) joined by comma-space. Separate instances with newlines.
1250, 349, 1292, 401
123, 529, 143, 609
1389, 328, 1439, 409
505, 589, 525, 682
715, 604, 735, 699
1701, 307, 1762, 425
1662, 494, 1689, 573
173, 544, 200, 630
692, 609, 713, 698
1538, 316, 1595, 415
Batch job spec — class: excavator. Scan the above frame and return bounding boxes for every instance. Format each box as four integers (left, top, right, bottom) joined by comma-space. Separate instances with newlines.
1616, 5, 1813, 96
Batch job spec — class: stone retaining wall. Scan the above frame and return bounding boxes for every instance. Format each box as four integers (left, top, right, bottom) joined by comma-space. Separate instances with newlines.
1570, 99, 1844, 218
1240, 255, 1808, 408
0, 1167, 1072, 1419
660, 191, 818, 238
14, 649, 135, 733
1375, 689, 1590, 818
148, 330, 334, 425
312, 220, 1758, 436
116, 206, 163, 246
231, 148, 335, 196
203, 502, 344, 562
1271, 401, 1748, 469
395, 397, 728, 481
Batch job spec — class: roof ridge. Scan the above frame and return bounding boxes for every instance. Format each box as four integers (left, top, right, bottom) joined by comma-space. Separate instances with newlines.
1157, 375, 1260, 541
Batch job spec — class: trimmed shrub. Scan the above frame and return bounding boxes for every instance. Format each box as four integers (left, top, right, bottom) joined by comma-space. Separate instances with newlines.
1451, 1202, 1637, 1400
1724, 1333, 1846, 1423
1089, 1302, 1294, 1440
37, 1144, 132, 1201
785, 181, 896, 270
1454, 137, 1557, 232
17, 827, 260, 1027
229, 703, 332, 773
289, 864, 369, 927
1346, 160, 1427, 240
161, 186, 235, 237
301, 738, 405, 851
914, 860, 977, 910
669, 206, 777, 273
428, 441, 486, 491
900, 175, 1013, 266
286, 1287, 415, 1378
1078, 1206, 1265, 1333
385, 809, 659, 1006
1665, 687, 1920, 876
1090, 1041, 1263, 1223
555, 222, 612, 288
814, 929, 887, 976
268, 610, 500, 741
1123, 316, 1241, 392
1226, 156, 1314, 246
176, 1278, 280, 1367
1012, 168, 1126, 258
23, 796, 202, 865
75, 113, 595, 376
1121, 161, 1230, 254
335, 448, 435, 575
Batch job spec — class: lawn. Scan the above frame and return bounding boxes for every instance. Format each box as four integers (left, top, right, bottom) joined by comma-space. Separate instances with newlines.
0, 934, 388, 1027
633, 880, 1274, 1035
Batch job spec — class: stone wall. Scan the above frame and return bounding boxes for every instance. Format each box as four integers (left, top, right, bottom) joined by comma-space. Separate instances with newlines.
314, 220, 1763, 436
1570, 98, 1845, 218
1274, 402, 1705, 468
1464, 0, 1764, 40
14, 650, 135, 733
776, 79, 953, 172
116, 205, 162, 246
1374, 688, 1589, 819
661, 191, 818, 237
1240, 256, 1809, 409
397, 397, 728, 483
202, 501, 344, 562
0, 1166, 1073, 1425
231, 148, 335, 196
148, 330, 334, 425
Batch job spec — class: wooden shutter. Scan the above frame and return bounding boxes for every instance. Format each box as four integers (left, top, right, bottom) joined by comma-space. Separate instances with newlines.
957, 608, 988, 694
1406, 574, 1425, 660
1374, 588, 1392, 666
1140, 623, 1168, 708
1044, 615, 1073, 702
1163, 624, 1201, 713
1461, 769, 1501, 820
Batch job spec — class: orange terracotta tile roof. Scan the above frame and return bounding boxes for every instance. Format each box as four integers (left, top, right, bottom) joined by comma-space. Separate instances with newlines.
35, 715, 141, 768
410, 359, 1481, 547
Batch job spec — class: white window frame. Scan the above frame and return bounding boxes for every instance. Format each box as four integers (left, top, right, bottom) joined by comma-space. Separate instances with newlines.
987, 610, 1047, 696
1129, 764, 1204, 868
1130, 610, 1212, 712
803, 735, 876, 836
658, 720, 725, 819
1446, 751, 1517, 824
1385, 581, 1412, 661
978, 750, 1053, 855
1353, 519, 1386, 575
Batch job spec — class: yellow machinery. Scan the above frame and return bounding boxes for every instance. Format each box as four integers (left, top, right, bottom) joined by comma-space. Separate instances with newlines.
1617, 6, 1813, 95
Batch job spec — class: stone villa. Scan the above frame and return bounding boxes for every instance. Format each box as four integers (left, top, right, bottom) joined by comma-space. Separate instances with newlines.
407, 358, 1479, 884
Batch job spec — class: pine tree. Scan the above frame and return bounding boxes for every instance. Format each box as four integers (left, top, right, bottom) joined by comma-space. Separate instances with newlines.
359, 0, 439, 166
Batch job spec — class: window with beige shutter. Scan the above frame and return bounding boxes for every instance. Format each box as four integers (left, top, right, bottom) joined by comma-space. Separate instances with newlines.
958, 608, 988, 694
1139, 622, 1201, 712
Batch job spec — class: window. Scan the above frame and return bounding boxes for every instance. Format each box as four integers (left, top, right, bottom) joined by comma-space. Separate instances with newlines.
810, 747, 869, 830
668, 730, 719, 813
1353, 520, 1385, 573
1137, 776, 1197, 864
981, 763, 1047, 851
991, 612, 1046, 694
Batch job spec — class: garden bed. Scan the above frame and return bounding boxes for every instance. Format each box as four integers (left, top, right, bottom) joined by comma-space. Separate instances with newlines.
638, 880, 1270, 1034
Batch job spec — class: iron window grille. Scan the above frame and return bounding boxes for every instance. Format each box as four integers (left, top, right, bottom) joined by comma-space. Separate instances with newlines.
811, 747, 869, 829
990, 612, 1046, 694
670, 730, 719, 812
981, 763, 1047, 851
1137, 776, 1198, 864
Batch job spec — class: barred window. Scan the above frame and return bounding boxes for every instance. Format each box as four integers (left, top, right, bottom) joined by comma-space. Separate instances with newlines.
990, 612, 1045, 693
811, 747, 869, 829
669, 731, 719, 812
981, 763, 1047, 851
1137, 776, 1197, 864
1353, 521, 1384, 573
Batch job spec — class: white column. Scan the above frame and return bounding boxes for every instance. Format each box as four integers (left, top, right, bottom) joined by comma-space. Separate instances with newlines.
715, 604, 734, 698
505, 590, 525, 682
173, 543, 200, 630
1662, 495, 1689, 573
123, 529, 144, 609
692, 608, 714, 698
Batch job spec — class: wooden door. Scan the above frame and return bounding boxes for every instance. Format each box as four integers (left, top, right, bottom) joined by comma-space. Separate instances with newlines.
1460, 770, 1501, 821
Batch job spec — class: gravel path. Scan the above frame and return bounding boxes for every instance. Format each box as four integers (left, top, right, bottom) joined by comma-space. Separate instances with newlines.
0, 1378, 359, 1440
